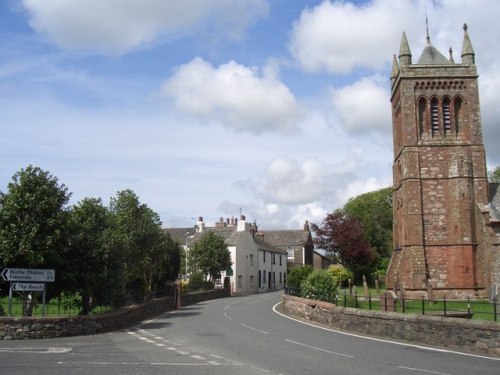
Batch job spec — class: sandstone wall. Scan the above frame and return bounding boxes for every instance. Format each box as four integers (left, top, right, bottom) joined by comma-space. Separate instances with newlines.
282, 294, 500, 358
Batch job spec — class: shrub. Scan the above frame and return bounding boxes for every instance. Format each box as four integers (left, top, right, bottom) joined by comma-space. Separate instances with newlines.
300, 269, 338, 302
187, 271, 214, 291
287, 265, 314, 288
327, 264, 353, 288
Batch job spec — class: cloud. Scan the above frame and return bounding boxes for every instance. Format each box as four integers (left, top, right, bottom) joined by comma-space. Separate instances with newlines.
20, 0, 269, 55
288, 0, 415, 74
330, 74, 391, 134
162, 57, 302, 134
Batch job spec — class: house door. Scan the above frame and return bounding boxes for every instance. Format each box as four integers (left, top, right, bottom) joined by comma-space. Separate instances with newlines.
268, 271, 271, 290
258, 270, 261, 288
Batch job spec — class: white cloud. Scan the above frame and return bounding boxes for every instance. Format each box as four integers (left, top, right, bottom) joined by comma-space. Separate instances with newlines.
162, 57, 302, 133
21, 0, 269, 55
330, 74, 391, 134
288, 0, 416, 74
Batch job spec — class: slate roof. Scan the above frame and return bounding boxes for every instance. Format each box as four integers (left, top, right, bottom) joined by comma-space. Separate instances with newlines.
417, 42, 450, 65
489, 183, 500, 222
260, 230, 312, 249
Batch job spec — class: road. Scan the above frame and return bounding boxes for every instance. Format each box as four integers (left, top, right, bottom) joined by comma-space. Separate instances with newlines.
0, 291, 498, 374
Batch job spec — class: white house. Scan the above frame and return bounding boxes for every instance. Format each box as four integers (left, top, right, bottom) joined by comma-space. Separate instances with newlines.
164, 215, 287, 296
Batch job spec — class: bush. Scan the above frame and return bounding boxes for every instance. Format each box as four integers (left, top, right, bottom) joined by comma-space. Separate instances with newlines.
327, 264, 353, 288
287, 265, 314, 288
300, 269, 338, 302
187, 271, 214, 291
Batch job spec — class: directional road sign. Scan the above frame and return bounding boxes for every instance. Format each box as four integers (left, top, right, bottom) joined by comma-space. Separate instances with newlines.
1, 268, 55, 282
11, 283, 45, 292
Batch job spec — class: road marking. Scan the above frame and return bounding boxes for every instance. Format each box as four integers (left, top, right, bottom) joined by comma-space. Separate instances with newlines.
57, 361, 241, 367
224, 305, 230, 311
167, 347, 178, 351
273, 302, 500, 361
398, 366, 452, 375
224, 312, 232, 320
191, 355, 206, 360
240, 323, 268, 334
0, 347, 72, 354
285, 339, 354, 358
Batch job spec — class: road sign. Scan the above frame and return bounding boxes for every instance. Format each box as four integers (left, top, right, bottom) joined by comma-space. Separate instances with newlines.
11, 283, 45, 292
1, 268, 55, 282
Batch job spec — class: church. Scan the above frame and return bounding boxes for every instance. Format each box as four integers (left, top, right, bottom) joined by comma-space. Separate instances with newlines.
386, 24, 500, 299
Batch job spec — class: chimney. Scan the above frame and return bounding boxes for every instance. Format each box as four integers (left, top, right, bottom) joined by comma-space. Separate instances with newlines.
196, 216, 205, 232
215, 217, 226, 228
237, 214, 250, 232
255, 231, 264, 241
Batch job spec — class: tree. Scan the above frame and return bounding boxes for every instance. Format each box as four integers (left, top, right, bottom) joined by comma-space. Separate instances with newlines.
311, 209, 377, 281
0, 165, 71, 268
109, 189, 177, 296
343, 187, 393, 276
65, 198, 113, 314
343, 187, 393, 259
0, 166, 71, 315
189, 231, 231, 282
488, 166, 500, 183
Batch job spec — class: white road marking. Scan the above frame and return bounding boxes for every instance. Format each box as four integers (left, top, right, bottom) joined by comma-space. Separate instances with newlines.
155, 343, 165, 347
224, 305, 230, 311
167, 347, 178, 351
224, 312, 232, 320
398, 366, 452, 375
285, 339, 354, 358
273, 302, 500, 361
0, 347, 72, 354
57, 361, 241, 367
178, 351, 190, 355
191, 355, 206, 360
240, 323, 268, 334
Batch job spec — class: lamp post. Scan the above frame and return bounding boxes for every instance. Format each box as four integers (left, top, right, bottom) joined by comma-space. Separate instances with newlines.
184, 233, 194, 278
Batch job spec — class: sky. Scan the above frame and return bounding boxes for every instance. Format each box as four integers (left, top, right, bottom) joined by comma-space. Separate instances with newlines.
1, 0, 499, 230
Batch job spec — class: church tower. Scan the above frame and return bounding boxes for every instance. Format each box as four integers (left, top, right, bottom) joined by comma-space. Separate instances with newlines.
386, 24, 490, 299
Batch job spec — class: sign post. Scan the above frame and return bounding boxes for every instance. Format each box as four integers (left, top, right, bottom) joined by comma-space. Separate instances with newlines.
2, 268, 55, 317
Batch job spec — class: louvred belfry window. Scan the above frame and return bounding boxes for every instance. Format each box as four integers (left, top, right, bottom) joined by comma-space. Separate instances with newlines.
431, 98, 439, 135
443, 97, 451, 135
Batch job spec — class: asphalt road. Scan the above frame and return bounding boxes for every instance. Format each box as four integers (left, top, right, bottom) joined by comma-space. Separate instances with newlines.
0, 291, 499, 374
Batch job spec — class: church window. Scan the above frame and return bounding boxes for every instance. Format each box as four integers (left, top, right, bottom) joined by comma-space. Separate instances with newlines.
454, 97, 463, 135
442, 97, 451, 135
418, 97, 427, 137
430, 97, 440, 136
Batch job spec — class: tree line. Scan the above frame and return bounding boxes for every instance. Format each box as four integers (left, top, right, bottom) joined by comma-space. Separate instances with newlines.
0, 165, 180, 315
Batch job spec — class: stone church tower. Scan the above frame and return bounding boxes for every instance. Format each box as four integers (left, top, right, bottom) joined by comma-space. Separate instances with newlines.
386, 24, 495, 299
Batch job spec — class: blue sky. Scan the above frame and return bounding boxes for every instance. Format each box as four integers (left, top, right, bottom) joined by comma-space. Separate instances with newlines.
1, 0, 499, 230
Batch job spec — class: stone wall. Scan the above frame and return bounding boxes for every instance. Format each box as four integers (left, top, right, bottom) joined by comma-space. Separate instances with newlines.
0, 288, 229, 340
282, 294, 500, 358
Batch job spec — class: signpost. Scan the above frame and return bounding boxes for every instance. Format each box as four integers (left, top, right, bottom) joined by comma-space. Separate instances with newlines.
1, 268, 55, 282
11, 283, 45, 292
1, 268, 55, 317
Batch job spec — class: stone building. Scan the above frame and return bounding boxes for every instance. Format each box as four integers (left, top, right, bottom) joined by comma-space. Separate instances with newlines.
386, 24, 500, 299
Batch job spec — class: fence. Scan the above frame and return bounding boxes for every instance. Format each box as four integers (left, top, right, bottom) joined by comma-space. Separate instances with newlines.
0, 288, 172, 318
284, 286, 499, 322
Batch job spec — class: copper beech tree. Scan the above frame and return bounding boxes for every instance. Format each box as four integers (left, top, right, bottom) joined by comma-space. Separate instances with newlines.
311, 209, 377, 281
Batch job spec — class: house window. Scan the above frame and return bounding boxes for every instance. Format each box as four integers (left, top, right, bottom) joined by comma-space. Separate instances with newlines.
258, 270, 261, 288
279, 255, 282, 266
273, 272, 276, 283
249, 275, 254, 287
249, 254, 253, 266
263, 251, 266, 263
262, 271, 266, 284
279, 272, 282, 284
272, 253, 276, 265
287, 249, 294, 260
238, 275, 243, 288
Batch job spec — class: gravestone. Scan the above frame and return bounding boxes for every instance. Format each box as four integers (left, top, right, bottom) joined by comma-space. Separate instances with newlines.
380, 291, 397, 312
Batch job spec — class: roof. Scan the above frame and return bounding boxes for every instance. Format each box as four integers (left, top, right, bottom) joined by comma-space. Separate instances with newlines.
489, 183, 500, 222
261, 229, 311, 248
417, 42, 450, 65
